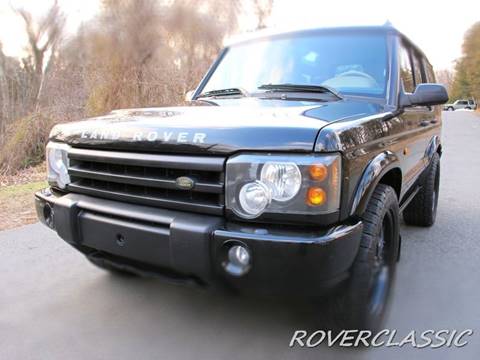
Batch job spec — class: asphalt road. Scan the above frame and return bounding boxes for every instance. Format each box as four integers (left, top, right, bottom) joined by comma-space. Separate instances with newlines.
1, 111, 480, 359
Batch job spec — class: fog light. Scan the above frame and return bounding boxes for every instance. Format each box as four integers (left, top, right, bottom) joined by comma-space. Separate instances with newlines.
229, 245, 250, 266
223, 244, 251, 276
43, 203, 55, 229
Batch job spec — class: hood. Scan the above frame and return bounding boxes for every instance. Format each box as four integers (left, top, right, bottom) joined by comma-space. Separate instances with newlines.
50, 98, 384, 155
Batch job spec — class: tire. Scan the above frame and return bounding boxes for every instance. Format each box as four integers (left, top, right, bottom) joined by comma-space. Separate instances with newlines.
403, 153, 440, 227
448, 107, 454, 111
466, 107, 471, 110
87, 256, 138, 276
323, 184, 400, 331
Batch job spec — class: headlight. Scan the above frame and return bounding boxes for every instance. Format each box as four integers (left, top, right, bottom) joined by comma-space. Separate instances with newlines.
238, 180, 272, 218
226, 153, 341, 219
260, 162, 301, 201
46, 142, 71, 189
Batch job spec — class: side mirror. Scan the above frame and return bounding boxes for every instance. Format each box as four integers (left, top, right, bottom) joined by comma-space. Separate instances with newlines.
185, 90, 195, 102
400, 84, 449, 107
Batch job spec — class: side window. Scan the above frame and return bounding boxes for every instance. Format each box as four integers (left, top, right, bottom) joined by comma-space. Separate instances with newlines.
424, 59, 436, 83
412, 51, 425, 85
399, 44, 415, 93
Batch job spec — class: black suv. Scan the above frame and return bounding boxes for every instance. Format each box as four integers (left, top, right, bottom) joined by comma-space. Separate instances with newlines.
35, 25, 448, 330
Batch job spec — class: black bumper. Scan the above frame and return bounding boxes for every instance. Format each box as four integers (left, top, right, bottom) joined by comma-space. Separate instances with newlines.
35, 188, 363, 297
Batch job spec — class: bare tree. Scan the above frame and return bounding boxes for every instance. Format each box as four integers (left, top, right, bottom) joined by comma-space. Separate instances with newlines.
1, 0, 247, 173
252, 0, 273, 30
166, 0, 241, 94
436, 69, 454, 95
13, 0, 65, 110
0, 42, 9, 133
0, 42, 32, 137
78, 0, 242, 115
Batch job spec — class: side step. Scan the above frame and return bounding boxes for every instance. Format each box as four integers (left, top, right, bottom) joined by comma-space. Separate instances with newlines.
399, 186, 421, 212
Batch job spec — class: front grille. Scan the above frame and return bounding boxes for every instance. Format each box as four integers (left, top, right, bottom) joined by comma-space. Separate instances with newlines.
66, 148, 225, 215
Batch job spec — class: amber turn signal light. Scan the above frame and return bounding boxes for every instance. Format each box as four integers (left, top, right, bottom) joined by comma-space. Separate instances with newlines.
307, 187, 327, 206
309, 164, 328, 181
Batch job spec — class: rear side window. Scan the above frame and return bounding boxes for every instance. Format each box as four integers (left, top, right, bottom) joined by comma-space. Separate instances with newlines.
412, 51, 425, 85
399, 44, 415, 93
424, 59, 436, 83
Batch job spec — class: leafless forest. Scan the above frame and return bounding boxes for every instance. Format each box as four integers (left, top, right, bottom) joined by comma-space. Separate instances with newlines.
1, 0, 478, 176
0, 0, 272, 174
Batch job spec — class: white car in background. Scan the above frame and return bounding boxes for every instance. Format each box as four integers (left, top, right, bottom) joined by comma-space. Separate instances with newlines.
444, 99, 477, 111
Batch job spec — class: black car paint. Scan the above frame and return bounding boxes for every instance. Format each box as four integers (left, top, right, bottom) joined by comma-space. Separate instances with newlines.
197, 27, 440, 223
310, 31, 442, 222
35, 189, 364, 295
49, 97, 384, 155
49, 97, 392, 226
37, 25, 444, 296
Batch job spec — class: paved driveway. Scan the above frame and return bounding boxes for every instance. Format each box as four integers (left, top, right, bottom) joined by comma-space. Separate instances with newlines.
1, 111, 479, 359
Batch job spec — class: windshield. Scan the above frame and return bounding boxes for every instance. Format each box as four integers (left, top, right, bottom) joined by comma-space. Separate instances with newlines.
202, 32, 389, 98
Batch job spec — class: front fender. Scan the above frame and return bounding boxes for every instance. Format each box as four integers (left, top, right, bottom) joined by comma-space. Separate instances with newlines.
425, 135, 441, 161
350, 150, 400, 216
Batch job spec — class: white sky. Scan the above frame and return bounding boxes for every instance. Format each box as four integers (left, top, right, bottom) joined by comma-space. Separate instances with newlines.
0, 0, 99, 57
0, 0, 478, 70
268, 0, 479, 70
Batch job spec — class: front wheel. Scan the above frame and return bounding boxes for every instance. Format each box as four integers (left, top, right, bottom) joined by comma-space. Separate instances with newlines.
448, 107, 454, 111
323, 184, 400, 331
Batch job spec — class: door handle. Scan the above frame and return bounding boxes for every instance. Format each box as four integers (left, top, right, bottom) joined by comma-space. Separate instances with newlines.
420, 120, 430, 127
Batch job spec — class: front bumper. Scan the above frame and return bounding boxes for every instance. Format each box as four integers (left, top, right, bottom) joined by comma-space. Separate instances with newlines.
35, 188, 363, 297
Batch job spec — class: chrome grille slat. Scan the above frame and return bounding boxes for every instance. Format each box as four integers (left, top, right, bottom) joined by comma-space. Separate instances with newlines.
66, 148, 225, 215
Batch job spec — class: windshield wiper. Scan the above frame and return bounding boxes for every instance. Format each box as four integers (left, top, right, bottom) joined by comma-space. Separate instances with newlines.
197, 87, 249, 99
258, 83, 342, 99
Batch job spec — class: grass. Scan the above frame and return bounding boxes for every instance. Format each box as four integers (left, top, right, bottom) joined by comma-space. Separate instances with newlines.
0, 180, 47, 231
0, 181, 47, 199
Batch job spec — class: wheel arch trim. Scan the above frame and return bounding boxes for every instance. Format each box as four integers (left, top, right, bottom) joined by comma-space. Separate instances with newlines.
425, 135, 441, 161
350, 151, 401, 216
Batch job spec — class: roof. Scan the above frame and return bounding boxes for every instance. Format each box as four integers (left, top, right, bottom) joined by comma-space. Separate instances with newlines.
225, 24, 427, 60
226, 25, 399, 45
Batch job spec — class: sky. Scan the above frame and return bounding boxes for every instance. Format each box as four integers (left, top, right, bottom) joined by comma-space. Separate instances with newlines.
0, 0, 99, 57
268, 0, 479, 70
0, 0, 478, 70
